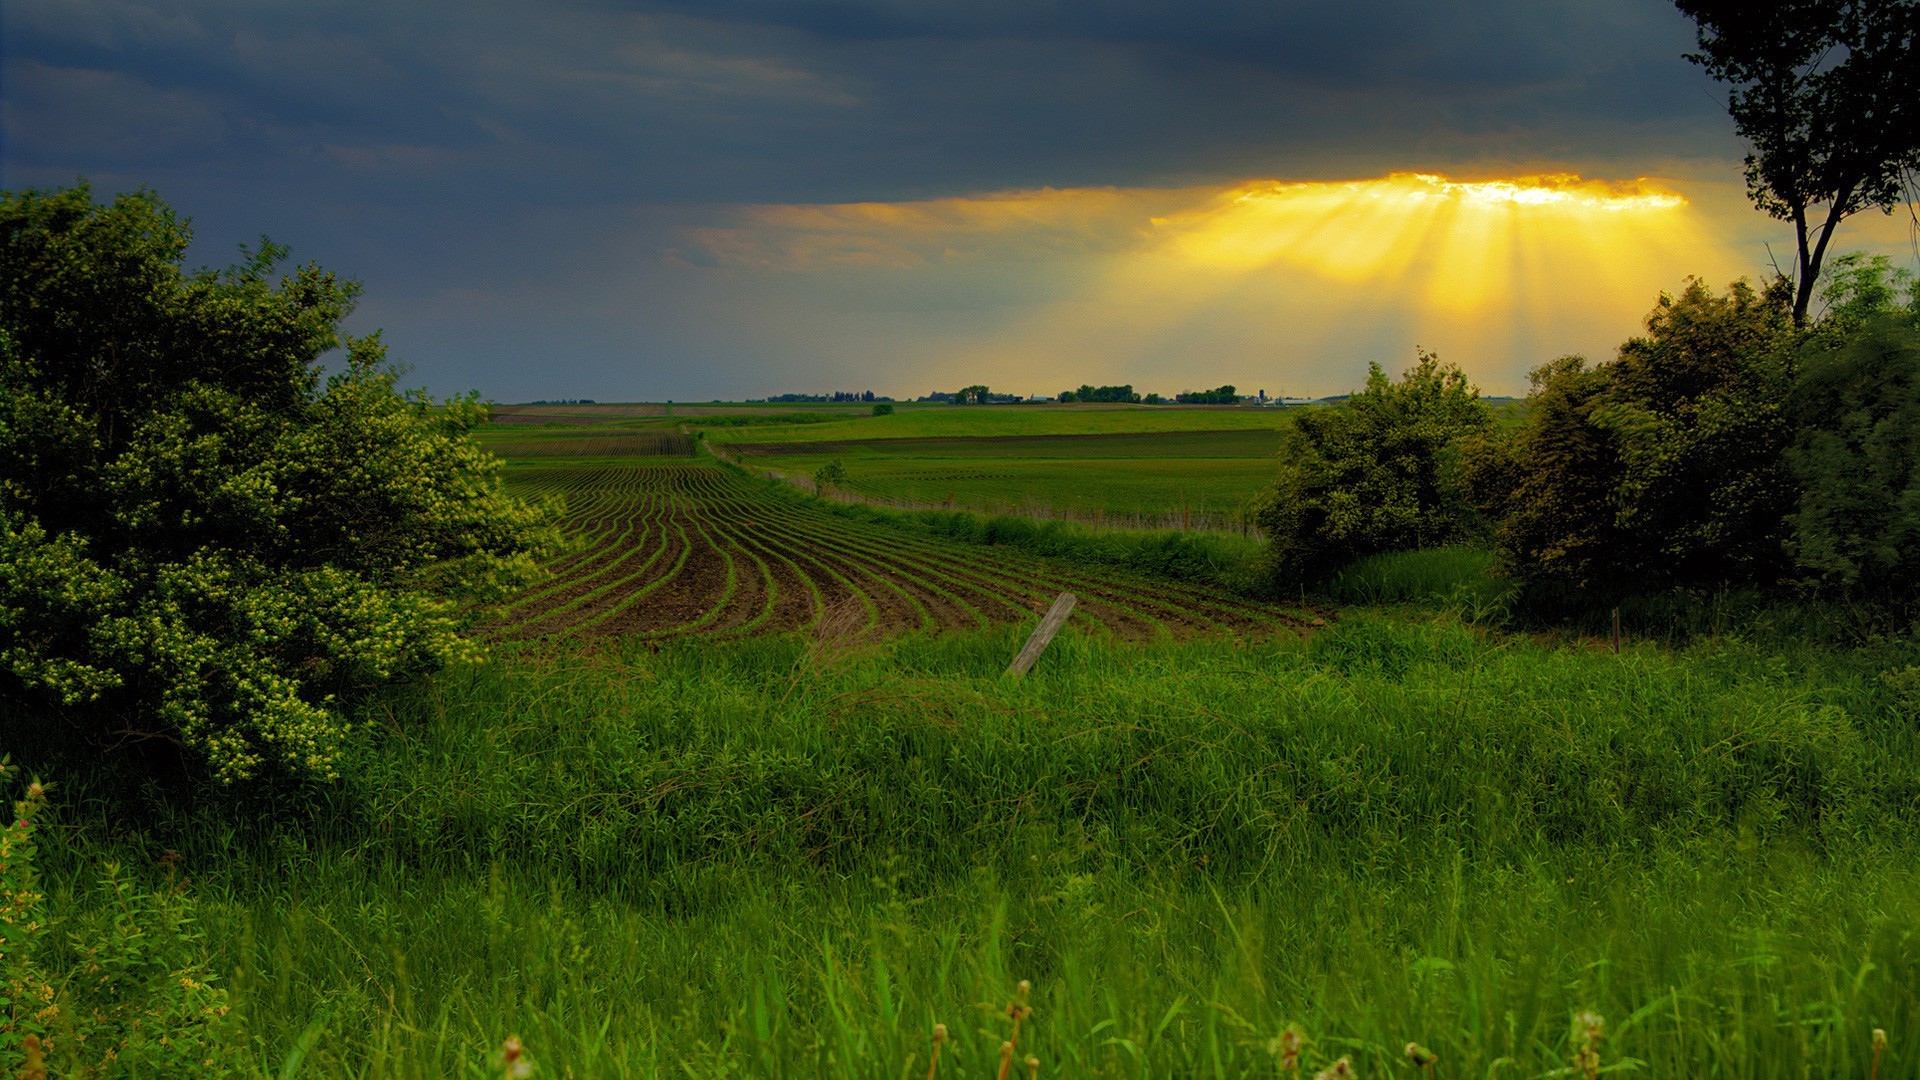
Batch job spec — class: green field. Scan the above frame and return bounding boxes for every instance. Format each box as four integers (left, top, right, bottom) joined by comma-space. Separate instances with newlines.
26, 603, 1920, 1076
473, 402, 1296, 526
701, 408, 1292, 524
17, 433, 1920, 1078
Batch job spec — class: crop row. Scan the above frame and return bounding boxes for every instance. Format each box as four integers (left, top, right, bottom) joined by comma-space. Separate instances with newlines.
492, 460, 1307, 642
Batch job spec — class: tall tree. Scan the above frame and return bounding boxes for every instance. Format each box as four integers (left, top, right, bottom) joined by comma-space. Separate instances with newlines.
1675, 0, 1920, 325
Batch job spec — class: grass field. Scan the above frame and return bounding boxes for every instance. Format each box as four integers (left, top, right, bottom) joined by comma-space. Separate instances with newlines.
705, 411, 1292, 524
14, 430, 1920, 1078
25, 609, 1920, 1076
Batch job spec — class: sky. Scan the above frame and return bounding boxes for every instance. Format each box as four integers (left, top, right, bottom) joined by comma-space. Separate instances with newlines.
5, 0, 1916, 402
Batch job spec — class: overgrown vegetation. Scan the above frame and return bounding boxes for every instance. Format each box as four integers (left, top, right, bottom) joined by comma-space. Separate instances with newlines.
1278, 266, 1920, 618
10, 615, 1920, 1075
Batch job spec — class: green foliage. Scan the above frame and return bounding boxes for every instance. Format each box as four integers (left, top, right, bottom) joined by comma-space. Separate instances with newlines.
1, 759, 233, 1075
1786, 317, 1920, 599
1479, 279, 1797, 596
811, 457, 849, 490
1675, 0, 1920, 324
1175, 384, 1238, 404
1810, 252, 1920, 340
1257, 352, 1490, 582
1060, 384, 1141, 404
0, 184, 555, 783
1, 759, 55, 1071
870, 402, 894, 416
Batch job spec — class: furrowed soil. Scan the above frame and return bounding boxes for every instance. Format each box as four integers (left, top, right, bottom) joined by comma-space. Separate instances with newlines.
494, 458, 1307, 642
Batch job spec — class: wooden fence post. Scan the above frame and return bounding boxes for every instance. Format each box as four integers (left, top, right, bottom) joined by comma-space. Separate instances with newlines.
1007, 593, 1077, 677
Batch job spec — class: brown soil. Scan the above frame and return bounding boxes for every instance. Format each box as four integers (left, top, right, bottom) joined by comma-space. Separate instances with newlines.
492, 461, 1313, 643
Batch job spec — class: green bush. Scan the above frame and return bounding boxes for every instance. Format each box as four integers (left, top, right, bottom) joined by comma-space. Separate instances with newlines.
1478, 278, 1796, 597
0, 184, 556, 784
871, 402, 894, 416
1255, 351, 1490, 583
1787, 317, 1920, 600
812, 458, 850, 491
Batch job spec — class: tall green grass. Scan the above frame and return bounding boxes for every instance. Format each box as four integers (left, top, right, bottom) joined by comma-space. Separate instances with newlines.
17, 615, 1920, 1075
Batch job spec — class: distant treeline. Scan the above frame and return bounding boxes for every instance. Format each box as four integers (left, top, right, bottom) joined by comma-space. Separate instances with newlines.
525, 398, 597, 404
754, 391, 890, 403
910, 383, 1273, 405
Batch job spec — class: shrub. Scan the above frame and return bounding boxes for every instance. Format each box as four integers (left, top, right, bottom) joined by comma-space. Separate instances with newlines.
0, 184, 556, 784
813, 458, 850, 491
871, 403, 894, 416
1480, 279, 1797, 597
1256, 351, 1490, 583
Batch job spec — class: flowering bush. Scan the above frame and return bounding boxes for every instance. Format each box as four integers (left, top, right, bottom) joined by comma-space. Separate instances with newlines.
0, 184, 557, 783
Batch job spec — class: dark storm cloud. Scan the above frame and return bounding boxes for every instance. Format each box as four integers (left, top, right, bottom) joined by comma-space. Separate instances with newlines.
1, 0, 1755, 400
5, 0, 1730, 207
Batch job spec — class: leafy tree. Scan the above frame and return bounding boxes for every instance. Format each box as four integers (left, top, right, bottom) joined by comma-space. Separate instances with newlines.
1478, 279, 1797, 595
0, 184, 555, 784
1809, 252, 1920, 341
1257, 353, 1489, 581
1785, 258, 1920, 600
1063, 384, 1140, 404
813, 458, 850, 490
1675, 0, 1920, 324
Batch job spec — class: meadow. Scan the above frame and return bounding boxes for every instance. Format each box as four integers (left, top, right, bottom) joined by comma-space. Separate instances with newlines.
30, 599, 1920, 1077
13, 406, 1920, 1078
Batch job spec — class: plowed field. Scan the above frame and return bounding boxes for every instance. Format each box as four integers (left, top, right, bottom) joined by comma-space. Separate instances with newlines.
494, 459, 1305, 641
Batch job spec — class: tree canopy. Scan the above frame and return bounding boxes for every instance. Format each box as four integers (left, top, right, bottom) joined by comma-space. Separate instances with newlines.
0, 184, 555, 784
1675, 0, 1920, 324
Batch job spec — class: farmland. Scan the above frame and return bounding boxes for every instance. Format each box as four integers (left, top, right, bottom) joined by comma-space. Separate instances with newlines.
477, 400, 1299, 529
492, 457, 1302, 640
724, 429, 1285, 524
15, 404, 1920, 1078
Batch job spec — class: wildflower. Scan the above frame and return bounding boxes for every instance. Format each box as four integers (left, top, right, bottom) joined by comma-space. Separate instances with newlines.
1406, 1041, 1438, 1069
1572, 1011, 1604, 1080
1312, 1056, 1354, 1080
1268, 1028, 1304, 1070
500, 1035, 533, 1078
926, 1023, 948, 1080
